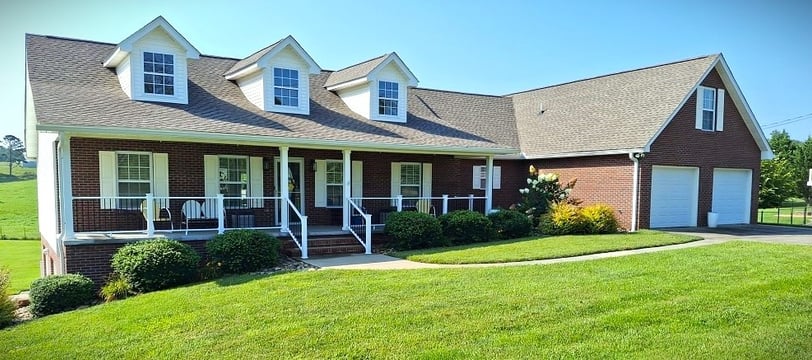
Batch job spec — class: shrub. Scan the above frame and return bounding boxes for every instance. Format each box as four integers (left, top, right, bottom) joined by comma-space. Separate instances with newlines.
538, 203, 587, 236
99, 274, 132, 303
384, 211, 444, 250
514, 166, 580, 225
0, 268, 15, 328
488, 209, 533, 239
207, 230, 281, 274
439, 210, 496, 245
581, 203, 620, 234
111, 239, 200, 293
29, 274, 95, 317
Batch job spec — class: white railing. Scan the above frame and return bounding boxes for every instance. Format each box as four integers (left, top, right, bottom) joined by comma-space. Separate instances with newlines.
348, 198, 372, 254
349, 195, 489, 226
285, 197, 308, 259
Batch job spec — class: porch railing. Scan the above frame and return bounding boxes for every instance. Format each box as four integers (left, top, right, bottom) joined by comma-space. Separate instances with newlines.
285, 198, 309, 259
349, 195, 489, 226
348, 198, 372, 254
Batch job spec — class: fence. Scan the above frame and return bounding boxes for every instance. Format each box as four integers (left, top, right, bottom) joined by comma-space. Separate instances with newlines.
757, 204, 811, 226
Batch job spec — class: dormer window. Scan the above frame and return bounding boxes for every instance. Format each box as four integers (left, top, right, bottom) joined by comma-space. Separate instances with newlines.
273, 67, 299, 107
143, 52, 174, 96
378, 81, 399, 116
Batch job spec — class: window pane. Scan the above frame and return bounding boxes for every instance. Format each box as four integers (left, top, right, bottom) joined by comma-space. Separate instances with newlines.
326, 185, 343, 207
401, 185, 420, 197
401, 164, 420, 185
702, 110, 715, 130
144, 52, 153, 62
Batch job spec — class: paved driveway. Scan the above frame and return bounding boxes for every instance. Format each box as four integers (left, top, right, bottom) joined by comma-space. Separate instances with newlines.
664, 224, 812, 245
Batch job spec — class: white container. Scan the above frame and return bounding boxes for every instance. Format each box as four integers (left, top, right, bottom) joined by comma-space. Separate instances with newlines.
707, 212, 719, 228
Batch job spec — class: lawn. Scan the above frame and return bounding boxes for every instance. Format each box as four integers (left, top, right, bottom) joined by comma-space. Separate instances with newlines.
2, 242, 811, 358
393, 230, 701, 264
0, 240, 40, 294
0, 162, 38, 239
758, 199, 811, 226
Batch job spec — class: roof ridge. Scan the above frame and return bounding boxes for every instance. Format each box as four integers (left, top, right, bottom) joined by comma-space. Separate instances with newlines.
27, 33, 119, 46
506, 54, 719, 96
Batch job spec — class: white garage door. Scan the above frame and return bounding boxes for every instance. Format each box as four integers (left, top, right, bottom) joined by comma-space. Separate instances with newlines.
650, 166, 699, 228
712, 169, 752, 225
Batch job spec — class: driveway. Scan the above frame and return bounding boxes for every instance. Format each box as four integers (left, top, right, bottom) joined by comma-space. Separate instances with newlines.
663, 224, 812, 246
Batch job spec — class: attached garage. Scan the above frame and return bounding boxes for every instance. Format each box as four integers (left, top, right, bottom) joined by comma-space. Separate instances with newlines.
711, 168, 752, 225
650, 166, 699, 228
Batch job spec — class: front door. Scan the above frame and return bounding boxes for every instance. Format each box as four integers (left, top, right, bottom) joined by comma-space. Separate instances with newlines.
275, 157, 305, 225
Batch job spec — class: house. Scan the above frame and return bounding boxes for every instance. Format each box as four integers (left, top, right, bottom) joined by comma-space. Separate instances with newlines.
25, 17, 771, 283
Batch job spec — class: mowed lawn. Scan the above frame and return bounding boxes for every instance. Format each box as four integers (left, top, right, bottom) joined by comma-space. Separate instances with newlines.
0, 240, 41, 294
2, 242, 811, 359
0, 163, 38, 239
758, 200, 812, 226
395, 230, 701, 264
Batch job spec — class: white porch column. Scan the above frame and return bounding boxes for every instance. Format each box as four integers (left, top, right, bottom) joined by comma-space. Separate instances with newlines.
485, 155, 494, 214
280, 146, 290, 232
59, 135, 75, 241
342, 149, 352, 231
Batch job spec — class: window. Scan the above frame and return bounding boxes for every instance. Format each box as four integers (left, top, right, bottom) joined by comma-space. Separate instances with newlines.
700, 87, 716, 130
273, 68, 299, 107
143, 52, 174, 95
473, 166, 502, 190
325, 161, 343, 207
378, 81, 399, 116
219, 157, 248, 207
400, 163, 421, 197
117, 153, 151, 208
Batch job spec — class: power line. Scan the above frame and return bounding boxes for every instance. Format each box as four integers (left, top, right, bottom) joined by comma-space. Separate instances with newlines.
762, 112, 812, 129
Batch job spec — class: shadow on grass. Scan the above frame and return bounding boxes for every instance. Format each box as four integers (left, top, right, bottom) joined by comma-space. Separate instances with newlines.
213, 269, 299, 287
0, 173, 36, 183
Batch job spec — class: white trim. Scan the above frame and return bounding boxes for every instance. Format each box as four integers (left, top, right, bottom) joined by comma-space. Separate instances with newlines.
484, 156, 493, 213
57, 135, 74, 259
325, 53, 419, 91
225, 35, 321, 80
523, 148, 646, 159
40, 125, 518, 155
342, 150, 352, 231
322, 159, 344, 208
103, 16, 200, 68
628, 153, 640, 232
325, 77, 368, 92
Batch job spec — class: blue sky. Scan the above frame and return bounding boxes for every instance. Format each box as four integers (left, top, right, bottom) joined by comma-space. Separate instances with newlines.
1, 0, 810, 146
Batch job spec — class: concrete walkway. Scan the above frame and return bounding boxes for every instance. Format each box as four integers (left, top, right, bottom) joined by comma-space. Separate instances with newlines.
302, 225, 812, 270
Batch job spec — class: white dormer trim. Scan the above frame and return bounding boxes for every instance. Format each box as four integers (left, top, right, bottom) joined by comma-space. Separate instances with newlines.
103, 16, 200, 68
224, 36, 321, 80
325, 53, 418, 92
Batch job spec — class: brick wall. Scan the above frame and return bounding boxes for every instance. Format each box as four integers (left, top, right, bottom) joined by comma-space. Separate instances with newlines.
529, 156, 634, 229
638, 68, 761, 228
64, 239, 209, 287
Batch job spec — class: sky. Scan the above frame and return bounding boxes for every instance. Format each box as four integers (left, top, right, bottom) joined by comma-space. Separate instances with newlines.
1, 0, 810, 147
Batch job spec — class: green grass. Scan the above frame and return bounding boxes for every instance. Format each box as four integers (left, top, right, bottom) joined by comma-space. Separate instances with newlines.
0, 240, 40, 294
1, 242, 811, 358
758, 199, 811, 226
393, 230, 701, 264
0, 162, 38, 239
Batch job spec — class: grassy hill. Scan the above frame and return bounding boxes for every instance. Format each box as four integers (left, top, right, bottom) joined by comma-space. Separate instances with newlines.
0, 162, 38, 239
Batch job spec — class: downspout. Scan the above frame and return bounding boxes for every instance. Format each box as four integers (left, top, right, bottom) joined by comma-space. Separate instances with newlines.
628, 153, 641, 232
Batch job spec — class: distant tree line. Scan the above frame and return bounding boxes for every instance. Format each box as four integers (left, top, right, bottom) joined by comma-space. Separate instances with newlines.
759, 130, 812, 207
0, 135, 26, 176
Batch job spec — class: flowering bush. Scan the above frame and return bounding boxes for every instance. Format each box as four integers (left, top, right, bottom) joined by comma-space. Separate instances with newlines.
513, 165, 579, 225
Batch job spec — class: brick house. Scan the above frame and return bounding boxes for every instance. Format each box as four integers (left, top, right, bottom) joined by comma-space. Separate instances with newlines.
25, 17, 771, 282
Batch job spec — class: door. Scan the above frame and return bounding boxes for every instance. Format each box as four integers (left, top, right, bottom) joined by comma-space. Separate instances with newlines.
275, 158, 305, 225
650, 166, 699, 228
712, 168, 752, 225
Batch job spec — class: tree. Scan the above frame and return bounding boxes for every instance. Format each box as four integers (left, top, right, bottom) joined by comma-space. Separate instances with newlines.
759, 156, 797, 208
768, 130, 797, 156
0, 135, 25, 176
792, 136, 812, 203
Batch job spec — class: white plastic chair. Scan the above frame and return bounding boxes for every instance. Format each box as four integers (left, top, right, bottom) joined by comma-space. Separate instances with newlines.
415, 199, 436, 217
181, 200, 204, 235
141, 200, 173, 230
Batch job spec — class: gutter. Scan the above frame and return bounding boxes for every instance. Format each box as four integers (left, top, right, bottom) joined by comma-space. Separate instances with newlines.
628, 152, 644, 232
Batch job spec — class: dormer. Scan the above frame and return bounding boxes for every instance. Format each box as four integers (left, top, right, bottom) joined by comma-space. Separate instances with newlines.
224, 36, 321, 115
103, 16, 200, 105
325, 53, 418, 123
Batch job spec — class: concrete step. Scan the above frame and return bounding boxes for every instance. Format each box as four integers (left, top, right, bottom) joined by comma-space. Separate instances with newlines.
281, 236, 361, 249
283, 244, 367, 257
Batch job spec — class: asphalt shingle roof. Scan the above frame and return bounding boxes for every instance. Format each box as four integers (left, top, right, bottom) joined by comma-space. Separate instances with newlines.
223, 39, 282, 77
508, 55, 718, 157
26, 35, 516, 153
324, 54, 388, 88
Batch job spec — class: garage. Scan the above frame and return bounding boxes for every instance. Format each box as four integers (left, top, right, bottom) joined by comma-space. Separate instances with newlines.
650, 166, 699, 228
711, 168, 752, 225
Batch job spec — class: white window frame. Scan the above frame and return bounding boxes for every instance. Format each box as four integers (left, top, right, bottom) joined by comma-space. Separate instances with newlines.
143, 51, 175, 96
325, 160, 343, 208
273, 67, 299, 107
378, 80, 399, 116
473, 165, 502, 190
400, 162, 421, 197
218, 155, 249, 208
700, 87, 716, 131
116, 151, 153, 209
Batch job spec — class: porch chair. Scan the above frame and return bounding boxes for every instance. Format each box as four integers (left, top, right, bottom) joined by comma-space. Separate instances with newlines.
140, 200, 173, 231
415, 199, 436, 217
181, 200, 204, 235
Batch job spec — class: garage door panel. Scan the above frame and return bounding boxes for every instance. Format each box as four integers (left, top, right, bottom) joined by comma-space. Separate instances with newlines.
650, 166, 699, 228
712, 169, 751, 225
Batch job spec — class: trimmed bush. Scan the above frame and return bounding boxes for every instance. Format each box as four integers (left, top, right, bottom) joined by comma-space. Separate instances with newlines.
488, 209, 533, 239
538, 203, 587, 236
29, 274, 95, 317
582, 203, 620, 234
111, 239, 200, 293
99, 274, 132, 303
0, 268, 15, 328
207, 230, 281, 274
384, 211, 444, 250
439, 210, 496, 245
